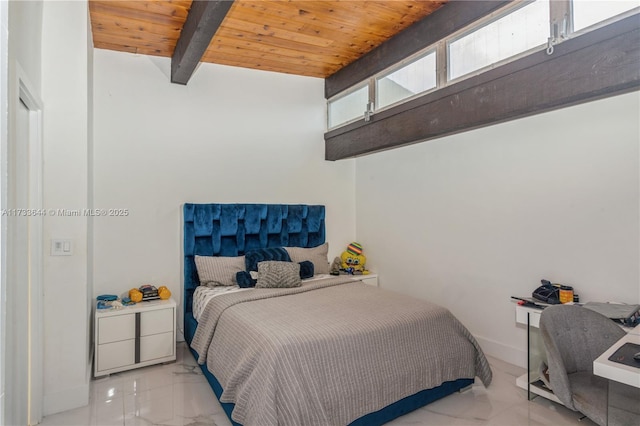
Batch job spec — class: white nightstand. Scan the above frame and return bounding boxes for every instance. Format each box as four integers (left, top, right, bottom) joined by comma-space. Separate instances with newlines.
355, 273, 378, 287
94, 298, 176, 377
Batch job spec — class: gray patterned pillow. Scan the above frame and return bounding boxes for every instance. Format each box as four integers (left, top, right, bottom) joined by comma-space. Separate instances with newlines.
256, 261, 301, 288
195, 255, 245, 286
285, 243, 330, 275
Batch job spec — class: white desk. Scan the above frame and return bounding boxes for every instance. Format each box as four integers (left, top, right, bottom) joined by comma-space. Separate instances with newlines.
593, 326, 640, 388
593, 325, 640, 426
514, 305, 563, 404
515, 304, 639, 405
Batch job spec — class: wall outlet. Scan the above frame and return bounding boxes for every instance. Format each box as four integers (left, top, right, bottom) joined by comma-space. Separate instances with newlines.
51, 239, 72, 256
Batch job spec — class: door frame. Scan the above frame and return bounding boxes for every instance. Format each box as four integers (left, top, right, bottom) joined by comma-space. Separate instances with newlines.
14, 64, 44, 426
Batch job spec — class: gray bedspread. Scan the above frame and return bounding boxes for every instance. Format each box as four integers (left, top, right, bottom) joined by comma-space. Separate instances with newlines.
191, 276, 492, 426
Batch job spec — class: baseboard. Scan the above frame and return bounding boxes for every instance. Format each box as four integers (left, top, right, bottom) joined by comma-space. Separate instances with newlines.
475, 335, 527, 369
43, 383, 89, 417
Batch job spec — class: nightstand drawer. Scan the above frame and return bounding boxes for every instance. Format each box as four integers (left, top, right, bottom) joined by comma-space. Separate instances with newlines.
98, 314, 136, 344
140, 332, 174, 362
140, 308, 173, 336
98, 340, 135, 371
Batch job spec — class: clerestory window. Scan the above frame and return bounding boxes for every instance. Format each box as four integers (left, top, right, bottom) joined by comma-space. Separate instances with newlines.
327, 0, 639, 130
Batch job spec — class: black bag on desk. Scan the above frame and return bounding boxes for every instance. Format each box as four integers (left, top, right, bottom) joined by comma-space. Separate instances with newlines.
532, 282, 561, 305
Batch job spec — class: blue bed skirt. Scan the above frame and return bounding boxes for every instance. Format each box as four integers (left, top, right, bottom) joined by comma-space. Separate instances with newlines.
185, 313, 473, 426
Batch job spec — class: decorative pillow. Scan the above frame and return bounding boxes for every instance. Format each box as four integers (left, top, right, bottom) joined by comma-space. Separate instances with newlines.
256, 261, 301, 288
245, 247, 291, 272
195, 255, 245, 286
298, 260, 314, 279
236, 271, 257, 288
285, 243, 330, 275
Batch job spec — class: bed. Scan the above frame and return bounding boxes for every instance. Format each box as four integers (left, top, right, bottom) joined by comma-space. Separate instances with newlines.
183, 203, 492, 426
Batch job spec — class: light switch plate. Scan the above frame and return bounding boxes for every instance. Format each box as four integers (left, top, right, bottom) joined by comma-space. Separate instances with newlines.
51, 239, 72, 256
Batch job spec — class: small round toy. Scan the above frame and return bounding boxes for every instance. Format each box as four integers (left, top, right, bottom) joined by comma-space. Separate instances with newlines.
129, 288, 143, 303
158, 286, 171, 300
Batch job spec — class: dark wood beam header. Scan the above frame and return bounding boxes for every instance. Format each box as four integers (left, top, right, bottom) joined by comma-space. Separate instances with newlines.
325, 0, 511, 99
325, 14, 640, 160
171, 0, 234, 85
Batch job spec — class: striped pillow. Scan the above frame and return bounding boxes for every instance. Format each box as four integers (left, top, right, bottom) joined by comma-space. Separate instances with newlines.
256, 261, 301, 288
195, 255, 245, 287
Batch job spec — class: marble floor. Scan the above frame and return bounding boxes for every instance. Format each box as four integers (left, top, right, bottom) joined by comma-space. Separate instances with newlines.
40, 343, 596, 426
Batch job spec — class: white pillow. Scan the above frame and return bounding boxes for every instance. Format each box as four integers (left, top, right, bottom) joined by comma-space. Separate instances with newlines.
285, 243, 330, 275
194, 255, 245, 286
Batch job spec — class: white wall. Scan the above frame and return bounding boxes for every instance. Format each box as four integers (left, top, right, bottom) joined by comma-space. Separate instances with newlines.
0, 2, 7, 419
92, 50, 356, 337
7, 0, 42, 94
355, 92, 640, 367
41, 0, 90, 415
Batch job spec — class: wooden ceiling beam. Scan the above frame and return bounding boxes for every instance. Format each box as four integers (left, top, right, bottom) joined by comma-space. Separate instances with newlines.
171, 0, 235, 85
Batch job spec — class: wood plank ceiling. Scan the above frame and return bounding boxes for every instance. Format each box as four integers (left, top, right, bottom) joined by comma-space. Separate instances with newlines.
89, 0, 448, 79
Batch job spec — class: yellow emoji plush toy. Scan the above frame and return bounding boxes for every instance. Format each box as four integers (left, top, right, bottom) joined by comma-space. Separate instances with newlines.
340, 242, 369, 275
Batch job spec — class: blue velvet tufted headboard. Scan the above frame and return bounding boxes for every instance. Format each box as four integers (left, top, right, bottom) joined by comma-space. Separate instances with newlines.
183, 203, 326, 316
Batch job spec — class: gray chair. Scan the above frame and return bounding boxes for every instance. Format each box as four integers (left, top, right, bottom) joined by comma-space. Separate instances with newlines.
539, 304, 626, 426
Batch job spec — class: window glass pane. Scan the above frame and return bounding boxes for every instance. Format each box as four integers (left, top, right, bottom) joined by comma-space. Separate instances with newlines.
573, 0, 638, 32
377, 51, 437, 109
327, 86, 368, 128
448, 0, 550, 80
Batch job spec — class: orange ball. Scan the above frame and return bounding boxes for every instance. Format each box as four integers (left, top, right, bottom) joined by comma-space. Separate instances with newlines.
129, 288, 143, 303
158, 286, 171, 300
